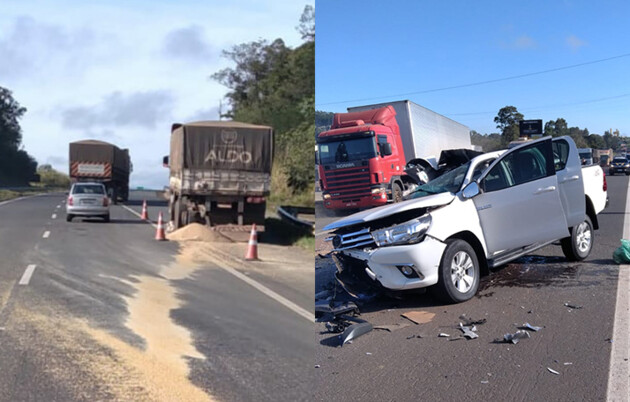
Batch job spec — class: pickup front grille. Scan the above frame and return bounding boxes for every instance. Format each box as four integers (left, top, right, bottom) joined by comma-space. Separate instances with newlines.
329, 227, 375, 251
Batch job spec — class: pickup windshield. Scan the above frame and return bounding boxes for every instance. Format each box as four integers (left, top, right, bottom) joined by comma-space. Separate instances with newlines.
406, 162, 471, 199
318, 137, 377, 165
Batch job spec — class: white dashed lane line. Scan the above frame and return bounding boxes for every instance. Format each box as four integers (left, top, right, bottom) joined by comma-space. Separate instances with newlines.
18, 265, 37, 285
42, 231, 50, 239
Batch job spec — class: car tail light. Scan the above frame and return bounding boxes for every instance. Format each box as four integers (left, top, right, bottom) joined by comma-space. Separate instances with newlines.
603, 171, 607, 192
103, 196, 109, 207
68, 195, 73, 206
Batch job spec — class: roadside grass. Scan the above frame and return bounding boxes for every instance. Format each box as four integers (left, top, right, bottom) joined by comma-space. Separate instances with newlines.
0, 186, 66, 202
0, 190, 20, 201
263, 217, 314, 253
267, 166, 314, 211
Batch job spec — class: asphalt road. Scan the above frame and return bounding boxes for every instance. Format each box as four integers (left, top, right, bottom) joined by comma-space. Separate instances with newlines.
315, 173, 628, 401
0, 191, 313, 401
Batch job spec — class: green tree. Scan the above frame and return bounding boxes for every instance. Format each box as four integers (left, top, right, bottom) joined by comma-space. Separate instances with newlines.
0, 86, 37, 186
586, 134, 605, 149
494, 106, 523, 146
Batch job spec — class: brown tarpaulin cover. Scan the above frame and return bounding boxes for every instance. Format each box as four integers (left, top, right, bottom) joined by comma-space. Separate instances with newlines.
171, 121, 273, 173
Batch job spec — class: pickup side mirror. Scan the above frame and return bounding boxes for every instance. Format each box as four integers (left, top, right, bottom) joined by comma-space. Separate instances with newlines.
162, 155, 169, 167
462, 181, 480, 199
381, 143, 392, 156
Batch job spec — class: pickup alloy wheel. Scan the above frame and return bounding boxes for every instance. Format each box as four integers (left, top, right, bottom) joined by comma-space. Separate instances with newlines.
561, 216, 593, 261
433, 239, 480, 303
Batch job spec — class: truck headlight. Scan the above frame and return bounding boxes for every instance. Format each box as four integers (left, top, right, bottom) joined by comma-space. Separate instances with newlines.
323, 193, 331, 200
371, 214, 431, 247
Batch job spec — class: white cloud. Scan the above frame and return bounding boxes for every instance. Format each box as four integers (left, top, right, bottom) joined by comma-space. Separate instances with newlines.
162, 25, 215, 61
566, 35, 587, 51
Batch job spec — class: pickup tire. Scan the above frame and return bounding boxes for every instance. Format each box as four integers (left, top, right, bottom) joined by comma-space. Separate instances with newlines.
433, 239, 480, 303
561, 216, 593, 261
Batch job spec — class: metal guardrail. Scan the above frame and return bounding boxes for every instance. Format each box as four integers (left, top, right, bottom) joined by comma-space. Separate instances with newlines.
277, 206, 315, 229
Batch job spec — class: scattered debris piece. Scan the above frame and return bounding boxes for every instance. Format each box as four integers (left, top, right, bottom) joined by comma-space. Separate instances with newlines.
606, 338, 613, 343
564, 302, 583, 309
502, 330, 531, 344
547, 367, 560, 375
438, 333, 450, 337
316, 300, 373, 346
366, 352, 372, 355
341, 322, 373, 346
481, 381, 489, 384
373, 323, 412, 332
459, 323, 479, 339
406, 335, 423, 340
520, 323, 542, 332
315, 365, 321, 368
564, 362, 573, 366
458, 315, 487, 326
402, 311, 435, 325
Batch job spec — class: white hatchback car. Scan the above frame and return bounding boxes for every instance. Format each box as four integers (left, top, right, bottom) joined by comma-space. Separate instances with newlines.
66, 182, 110, 222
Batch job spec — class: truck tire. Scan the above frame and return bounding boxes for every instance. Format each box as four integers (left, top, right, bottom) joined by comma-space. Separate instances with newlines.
561, 216, 593, 261
392, 183, 403, 203
66, 214, 73, 222
432, 239, 480, 303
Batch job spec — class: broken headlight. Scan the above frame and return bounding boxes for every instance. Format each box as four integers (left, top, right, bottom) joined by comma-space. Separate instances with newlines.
371, 214, 431, 247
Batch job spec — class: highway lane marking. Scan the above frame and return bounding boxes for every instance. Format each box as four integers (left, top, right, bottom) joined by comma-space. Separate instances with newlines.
18, 265, 37, 285
120, 204, 158, 228
43, 231, 50, 239
607, 179, 630, 401
51, 214, 57, 219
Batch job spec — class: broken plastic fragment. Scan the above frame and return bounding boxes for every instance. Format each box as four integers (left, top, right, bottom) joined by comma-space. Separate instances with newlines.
458, 315, 487, 326
481, 380, 489, 384
564, 302, 583, 309
459, 323, 479, 339
547, 367, 560, 375
503, 330, 530, 344
438, 333, 450, 337
521, 323, 542, 332
315, 365, 321, 368
341, 322, 373, 346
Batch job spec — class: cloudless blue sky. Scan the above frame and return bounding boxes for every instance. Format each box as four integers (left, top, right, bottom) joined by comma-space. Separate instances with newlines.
316, 1, 630, 136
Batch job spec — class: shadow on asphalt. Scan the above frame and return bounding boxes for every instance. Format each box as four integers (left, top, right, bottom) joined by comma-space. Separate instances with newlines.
124, 200, 168, 207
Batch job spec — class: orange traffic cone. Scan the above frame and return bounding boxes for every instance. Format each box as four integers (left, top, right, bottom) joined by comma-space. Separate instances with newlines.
245, 223, 259, 260
141, 200, 149, 220
155, 212, 166, 241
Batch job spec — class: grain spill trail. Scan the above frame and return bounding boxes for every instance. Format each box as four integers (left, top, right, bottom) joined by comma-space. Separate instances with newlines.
93, 241, 216, 401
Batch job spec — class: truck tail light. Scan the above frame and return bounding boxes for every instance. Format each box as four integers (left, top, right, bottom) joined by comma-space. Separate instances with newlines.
603, 171, 607, 192
103, 196, 109, 207
68, 195, 73, 206
246, 196, 265, 204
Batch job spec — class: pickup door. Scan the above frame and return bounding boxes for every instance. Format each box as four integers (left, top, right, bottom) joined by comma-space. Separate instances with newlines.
473, 138, 569, 256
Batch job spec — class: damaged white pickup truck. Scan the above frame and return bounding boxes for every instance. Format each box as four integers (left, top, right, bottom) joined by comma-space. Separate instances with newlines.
325, 136, 608, 303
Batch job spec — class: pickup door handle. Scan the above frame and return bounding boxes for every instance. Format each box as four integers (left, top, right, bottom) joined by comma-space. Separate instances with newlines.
561, 175, 580, 183
534, 186, 556, 195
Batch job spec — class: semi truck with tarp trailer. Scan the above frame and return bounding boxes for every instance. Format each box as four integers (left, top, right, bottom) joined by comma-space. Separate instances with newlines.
316, 100, 471, 211
69, 140, 131, 202
164, 121, 273, 231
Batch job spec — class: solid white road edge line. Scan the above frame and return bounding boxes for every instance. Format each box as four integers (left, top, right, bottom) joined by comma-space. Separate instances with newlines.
120, 204, 158, 228
606, 180, 630, 401
19, 265, 37, 285
43, 231, 50, 239
219, 264, 313, 322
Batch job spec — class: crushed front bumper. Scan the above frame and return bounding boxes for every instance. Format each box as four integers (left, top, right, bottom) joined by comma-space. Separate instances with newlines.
332, 236, 447, 295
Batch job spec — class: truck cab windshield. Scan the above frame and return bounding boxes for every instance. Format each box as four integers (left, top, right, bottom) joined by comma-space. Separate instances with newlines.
406, 162, 471, 199
318, 137, 377, 164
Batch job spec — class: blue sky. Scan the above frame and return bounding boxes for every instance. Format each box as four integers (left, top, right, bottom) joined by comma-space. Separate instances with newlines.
315, 1, 630, 136
0, 1, 312, 188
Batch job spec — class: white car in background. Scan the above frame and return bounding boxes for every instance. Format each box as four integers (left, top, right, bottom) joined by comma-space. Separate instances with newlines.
66, 182, 110, 222
326, 136, 607, 303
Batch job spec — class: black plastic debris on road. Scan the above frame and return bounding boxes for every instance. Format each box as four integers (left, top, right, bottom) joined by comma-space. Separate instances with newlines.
459, 315, 487, 326
316, 300, 373, 346
564, 302, 583, 309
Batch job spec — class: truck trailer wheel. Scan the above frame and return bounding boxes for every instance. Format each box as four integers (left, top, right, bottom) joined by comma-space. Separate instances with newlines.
432, 239, 480, 303
561, 216, 593, 261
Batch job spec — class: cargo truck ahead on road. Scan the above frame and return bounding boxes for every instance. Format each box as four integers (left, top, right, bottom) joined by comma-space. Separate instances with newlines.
69, 140, 131, 202
164, 121, 273, 231
316, 100, 472, 211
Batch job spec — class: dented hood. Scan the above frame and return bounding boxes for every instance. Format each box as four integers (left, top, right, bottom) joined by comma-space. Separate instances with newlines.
323, 192, 455, 231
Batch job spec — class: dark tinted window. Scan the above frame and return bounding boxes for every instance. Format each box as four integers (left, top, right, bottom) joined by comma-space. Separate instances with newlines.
72, 184, 105, 194
482, 141, 552, 192
552, 140, 570, 171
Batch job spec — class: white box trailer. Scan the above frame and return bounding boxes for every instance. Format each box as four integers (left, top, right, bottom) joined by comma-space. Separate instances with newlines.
348, 100, 472, 168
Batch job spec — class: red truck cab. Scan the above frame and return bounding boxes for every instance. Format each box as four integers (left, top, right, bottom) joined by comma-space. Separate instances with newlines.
317, 106, 406, 209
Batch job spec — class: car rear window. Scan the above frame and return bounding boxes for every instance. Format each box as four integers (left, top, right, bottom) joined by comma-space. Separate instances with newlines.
72, 185, 105, 194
